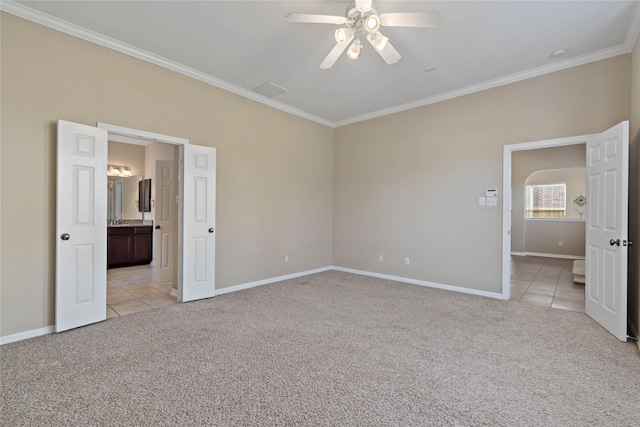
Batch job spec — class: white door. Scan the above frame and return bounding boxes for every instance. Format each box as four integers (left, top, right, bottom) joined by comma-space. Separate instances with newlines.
153, 160, 175, 282
181, 144, 216, 302
56, 120, 108, 332
585, 121, 629, 341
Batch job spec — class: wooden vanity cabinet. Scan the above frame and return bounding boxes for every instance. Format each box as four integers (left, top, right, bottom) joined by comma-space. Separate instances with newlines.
107, 226, 152, 268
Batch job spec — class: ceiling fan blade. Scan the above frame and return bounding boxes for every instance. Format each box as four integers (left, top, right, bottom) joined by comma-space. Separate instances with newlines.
380, 12, 441, 28
366, 32, 401, 65
355, 0, 372, 13
319, 35, 354, 69
286, 13, 348, 25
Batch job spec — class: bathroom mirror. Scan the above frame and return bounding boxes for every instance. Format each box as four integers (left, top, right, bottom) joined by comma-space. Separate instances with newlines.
138, 178, 152, 213
108, 176, 143, 220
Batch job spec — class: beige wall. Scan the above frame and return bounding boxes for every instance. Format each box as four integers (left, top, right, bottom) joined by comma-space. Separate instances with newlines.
333, 55, 630, 293
524, 221, 585, 257
1, 11, 637, 340
108, 141, 145, 176
0, 14, 333, 336
511, 146, 587, 255
630, 32, 640, 339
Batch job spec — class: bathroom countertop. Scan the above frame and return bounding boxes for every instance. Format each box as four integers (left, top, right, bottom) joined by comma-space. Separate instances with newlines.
107, 220, 153, 228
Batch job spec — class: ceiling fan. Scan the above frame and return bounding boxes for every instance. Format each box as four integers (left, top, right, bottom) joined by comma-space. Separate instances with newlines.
287, 0, 440, 69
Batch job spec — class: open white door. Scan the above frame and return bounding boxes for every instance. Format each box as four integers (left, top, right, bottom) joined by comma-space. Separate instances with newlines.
585, 121, 629, 341
56, 120, 108, 332
181, 144, 216, 302
153, 160, 175, 282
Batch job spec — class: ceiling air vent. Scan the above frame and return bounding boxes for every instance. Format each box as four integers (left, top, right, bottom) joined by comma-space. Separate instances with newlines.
252, 82, 287, 98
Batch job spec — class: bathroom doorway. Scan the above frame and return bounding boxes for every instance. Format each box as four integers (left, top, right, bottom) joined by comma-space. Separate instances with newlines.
106, 136, 179, 317
56, 120, 216, 332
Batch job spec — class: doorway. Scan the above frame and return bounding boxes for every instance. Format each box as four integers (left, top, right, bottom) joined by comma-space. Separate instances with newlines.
106, 136, 179, 317
56, 120, 217, 332
502, 134, 592, 299
508, 147, 587, 312
502, 122, 630, 341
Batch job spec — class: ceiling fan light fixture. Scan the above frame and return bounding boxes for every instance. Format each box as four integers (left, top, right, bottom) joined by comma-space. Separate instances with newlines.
335, 28, 351, 44
347, 39, 361, 60
369, 32, 388, 51
364, 14, 381, 33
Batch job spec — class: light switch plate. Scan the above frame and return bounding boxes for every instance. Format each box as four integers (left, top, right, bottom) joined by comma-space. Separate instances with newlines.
479, 197, 486, 206
486, 197, 498, 206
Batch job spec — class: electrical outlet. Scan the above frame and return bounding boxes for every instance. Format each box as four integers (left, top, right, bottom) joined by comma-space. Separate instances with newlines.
379, 255, 384, 262
405, 257, 410, 265
284, 255, 289, 263
558, 241, 563, 247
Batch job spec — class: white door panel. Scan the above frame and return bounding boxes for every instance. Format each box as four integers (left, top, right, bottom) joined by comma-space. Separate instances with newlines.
181, 145, 216, 302
153, 160, 174, 282
585, 121, 629, 341
56, 120, 108, 332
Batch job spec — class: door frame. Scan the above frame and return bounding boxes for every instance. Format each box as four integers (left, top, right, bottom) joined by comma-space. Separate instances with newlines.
97, 122, 189, 301
501, 133, 595, 299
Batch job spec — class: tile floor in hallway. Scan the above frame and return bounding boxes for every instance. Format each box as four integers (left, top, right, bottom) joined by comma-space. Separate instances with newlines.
511, 255, 585, 313
107, 264, 177, 318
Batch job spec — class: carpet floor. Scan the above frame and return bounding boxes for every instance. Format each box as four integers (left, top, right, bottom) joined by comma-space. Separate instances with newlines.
2, 271, 639, 426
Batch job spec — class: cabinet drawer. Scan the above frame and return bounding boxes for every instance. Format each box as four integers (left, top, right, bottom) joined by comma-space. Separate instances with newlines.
134, 226, 152, 234
108, 227, 133, 235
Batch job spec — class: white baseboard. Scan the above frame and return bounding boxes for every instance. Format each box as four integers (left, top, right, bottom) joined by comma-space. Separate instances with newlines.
170, 288, 178, 297
331, 266, 504, 300
214, 266, 333, 296
0, 265, 509, 345
0, 325, 55, 345
511, 251, 585, 260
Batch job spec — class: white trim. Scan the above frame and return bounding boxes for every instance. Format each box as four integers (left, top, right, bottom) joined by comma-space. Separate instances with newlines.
214, 266, 333, 296
0, 1, 333, 129
334, 45, 632, 127
2, 0, 638, 129
502, 134, 593, 301
624, 1, 640, 52
2, 265, 512, 344
524, 218, 587, 222
510, 252, 585, 260
98, 123, 189, 145
170, 288, 178, 298
331, 266, 506, 300
0, 326, 55, 345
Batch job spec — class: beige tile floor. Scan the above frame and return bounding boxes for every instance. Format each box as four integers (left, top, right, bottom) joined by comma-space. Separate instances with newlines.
107, 265, 177, 318
511, 255, 585, 313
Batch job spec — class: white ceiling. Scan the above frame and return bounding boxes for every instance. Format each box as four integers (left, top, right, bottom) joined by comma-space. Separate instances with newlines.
6, 1, 640, 126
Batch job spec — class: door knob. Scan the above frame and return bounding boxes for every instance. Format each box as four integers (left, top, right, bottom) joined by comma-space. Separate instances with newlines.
60, 233, 70, 241
609, 239, 620, 246
208, 228, 214, 233
155, 225, 161, 229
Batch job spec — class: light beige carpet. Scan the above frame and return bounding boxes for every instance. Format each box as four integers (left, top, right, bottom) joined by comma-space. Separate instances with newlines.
2, 270, 639, 426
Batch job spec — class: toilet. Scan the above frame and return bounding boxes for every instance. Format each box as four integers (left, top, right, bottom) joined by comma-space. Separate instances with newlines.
572, 260, 585, 284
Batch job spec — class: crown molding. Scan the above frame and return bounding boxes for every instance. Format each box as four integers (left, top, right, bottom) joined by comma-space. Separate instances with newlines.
624, 1, 640, 52
334, 43, 632, 127
0, 1, 334, 128
2, 0, 639, 130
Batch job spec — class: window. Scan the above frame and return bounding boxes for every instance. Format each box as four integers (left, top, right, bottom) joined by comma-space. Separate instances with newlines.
526, 183, 566, 218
